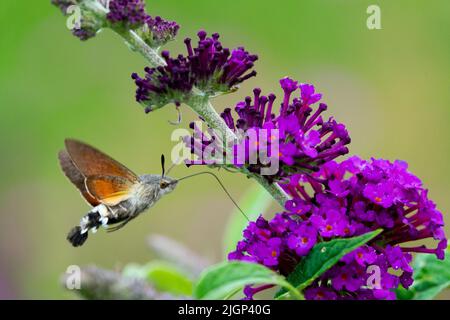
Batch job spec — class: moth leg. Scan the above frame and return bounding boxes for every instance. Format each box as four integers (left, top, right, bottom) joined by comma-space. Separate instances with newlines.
106, 217, 133, 233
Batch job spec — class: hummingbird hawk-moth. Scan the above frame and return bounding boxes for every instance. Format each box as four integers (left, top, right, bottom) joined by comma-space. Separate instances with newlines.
59, 139, 178, 247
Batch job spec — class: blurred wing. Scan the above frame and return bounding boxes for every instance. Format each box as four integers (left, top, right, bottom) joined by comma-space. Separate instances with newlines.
64, 139, 140, 183
85, 175, 134, 206
58, 150, 100, 206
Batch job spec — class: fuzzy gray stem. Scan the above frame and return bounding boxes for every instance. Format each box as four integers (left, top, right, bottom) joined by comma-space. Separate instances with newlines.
147, 234, 211, 277
245, 171, 291, 208
119, 30, 167, 67
83, 0, 166, 67
83, 0, 109, 16
188, 94, 237, 143
62, 266, 186, 300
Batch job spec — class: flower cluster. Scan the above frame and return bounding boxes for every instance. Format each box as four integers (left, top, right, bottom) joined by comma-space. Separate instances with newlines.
132, 53, 193, 112
187, 77, 350, 181
142, 16, 180, 48
107, 0, 179, 46
73, 12, 105, 40
106, 0, 148, 28
51, 0, 103, 41
52, 0, 178, 46
229, 156, 446, 299
132, 31, 257, 111
184, 31, 258, 94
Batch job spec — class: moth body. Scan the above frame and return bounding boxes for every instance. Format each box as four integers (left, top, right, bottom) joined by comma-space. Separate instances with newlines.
59, 139, 178, 247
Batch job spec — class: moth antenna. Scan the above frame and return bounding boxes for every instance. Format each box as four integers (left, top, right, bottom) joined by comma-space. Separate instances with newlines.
161, 154, 166, 177
177, 171, 249, 221
166, 162, 177, 175
166, 154, 184, 176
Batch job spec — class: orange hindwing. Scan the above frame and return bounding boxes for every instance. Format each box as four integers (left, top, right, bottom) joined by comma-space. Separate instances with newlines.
85, 175, 134, 206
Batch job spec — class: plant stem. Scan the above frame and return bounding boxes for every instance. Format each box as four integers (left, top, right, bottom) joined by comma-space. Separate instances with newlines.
244, 171, 290, 208
83, 0, 166, 68
282, 282, 304, 300
187, 94, 237, 143
118, 30, 167, 67
63, 265, 184, 300
84, 0, 109, 15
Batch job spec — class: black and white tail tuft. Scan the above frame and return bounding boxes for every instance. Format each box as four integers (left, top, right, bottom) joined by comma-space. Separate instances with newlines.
67, 226, 88, 247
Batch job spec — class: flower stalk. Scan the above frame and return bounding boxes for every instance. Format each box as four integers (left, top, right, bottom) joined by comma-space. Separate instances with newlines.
83, 0, 108, 15
117, 29, 166, 67
86, 0, 166, 67
243, 170, 290, 207
62, 265, 184, 300
187, 95, 237, 144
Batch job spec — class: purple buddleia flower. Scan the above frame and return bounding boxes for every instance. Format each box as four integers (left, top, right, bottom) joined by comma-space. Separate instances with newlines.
107, 0, 147, 28
51, 0, 103, 41
229, 156, 446, 300
132, 51, 194, 112
351, 246, 377, 266
304, 286, 338, 300
184, 31, 258, 94
189, 77, 350, 181
132, 31, 257, 111
71, 27, 96, 41
331, 264, 364, 292
144, 16, 179, 48
286, 223, 317, 256
71, 13, 104, 41
53, 0, 178, 45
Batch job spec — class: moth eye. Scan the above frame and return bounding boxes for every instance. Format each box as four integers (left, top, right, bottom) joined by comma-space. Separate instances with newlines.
160, 181, 169, 189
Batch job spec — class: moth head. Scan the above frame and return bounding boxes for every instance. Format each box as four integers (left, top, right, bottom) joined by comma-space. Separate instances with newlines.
159, 176, 178, 195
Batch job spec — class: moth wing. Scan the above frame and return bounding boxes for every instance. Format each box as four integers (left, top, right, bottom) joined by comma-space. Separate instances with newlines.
85, 175, 135, 206
58, 150, 100, 206
64, 139, 140, 183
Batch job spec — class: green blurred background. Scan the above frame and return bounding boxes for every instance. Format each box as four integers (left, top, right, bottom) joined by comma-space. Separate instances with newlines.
0, 0, 449, 299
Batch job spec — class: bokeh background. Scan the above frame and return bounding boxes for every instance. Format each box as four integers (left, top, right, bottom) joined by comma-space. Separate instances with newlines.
0, 0, 449, 299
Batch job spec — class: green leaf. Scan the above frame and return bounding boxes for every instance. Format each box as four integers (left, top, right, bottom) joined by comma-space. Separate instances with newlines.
396, 249, 450, 300
122, 261, 194, 296
276, 229, 382, 299
222, 185, 273, 257
193, 261, 302, 300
